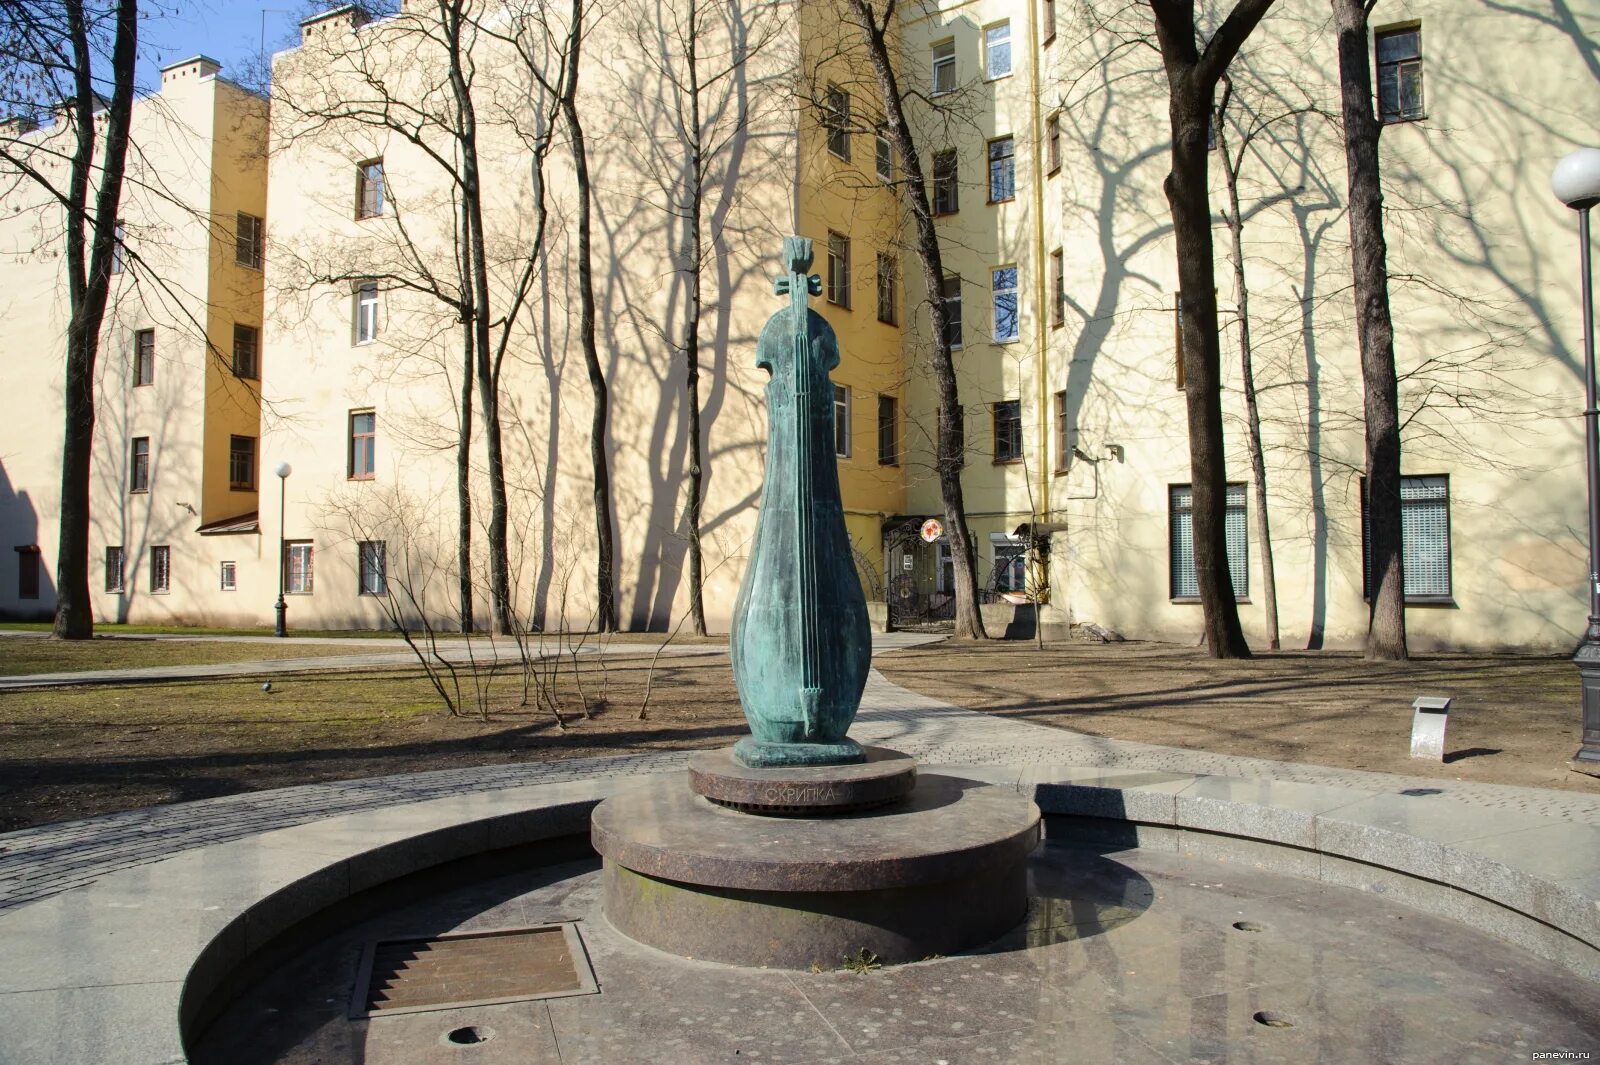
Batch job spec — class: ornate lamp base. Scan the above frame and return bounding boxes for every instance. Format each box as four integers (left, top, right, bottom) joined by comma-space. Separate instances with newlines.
733, 736, 866, 768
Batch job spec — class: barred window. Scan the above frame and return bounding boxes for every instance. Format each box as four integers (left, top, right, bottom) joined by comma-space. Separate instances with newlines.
1363, 474, 1451, 601
105, 546, 125, 593
1170, 483, 1248, 600
150, 545, 171, 594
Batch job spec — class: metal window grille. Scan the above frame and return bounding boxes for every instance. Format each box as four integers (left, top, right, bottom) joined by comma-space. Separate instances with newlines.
877, 395, 898, 466
350, 411, 376, 479
220, 561, 237, 591
932, 150, 959, 214
105, 546, 124, 593
357, 161, 385, 218
233, 324, 259, 378
359, 541, 387, 596
1169, 483, 1247, 599
992, 266, 1019, 341
931, 40, 956, 95
133, 329, 154, 386
876, 253, 897, 324
984, 22, 1011, 78
150, 545, 171, 593
988, 137, 1015, 202
1363, 475, 1450, 600
833, 385, 851, 458
823, 86, 850, 160
993, 400, 1022, 462
1376, 28, 1424, 122
229, 435, 256, 490
286, 542, 314, 594
941, 275, 962, 349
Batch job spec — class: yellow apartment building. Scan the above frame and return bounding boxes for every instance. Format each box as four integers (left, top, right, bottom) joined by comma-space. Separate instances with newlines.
1, 0, 1595, 653
0, 56, 268, 625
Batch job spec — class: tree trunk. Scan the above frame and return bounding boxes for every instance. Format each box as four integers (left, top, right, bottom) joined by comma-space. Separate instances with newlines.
457, 314, 475, 633
1216, 90, 1280, 650
847, 0, 986, 638
53, 0, 138, 641
563, 2, 619, 632
683, 0, 709, 637
1332, 0, 1407, 661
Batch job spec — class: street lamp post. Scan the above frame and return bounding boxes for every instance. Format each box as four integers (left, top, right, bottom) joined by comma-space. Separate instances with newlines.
1553, 147, 1600, 776
274, 461, 292, 639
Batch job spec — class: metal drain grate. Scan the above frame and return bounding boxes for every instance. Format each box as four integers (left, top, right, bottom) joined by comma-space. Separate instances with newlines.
349, 923, 597, 1018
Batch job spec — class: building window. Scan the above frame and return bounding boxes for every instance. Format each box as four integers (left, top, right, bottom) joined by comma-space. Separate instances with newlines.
105, 546, 124, 593
1046, 114, 1061, 173
1042, 0, 1056, 44
827, 232, 850, 307
992, 533, 1026, 593
823, 85, 850, 160
1363, 474, 1451, 601
931, 39, 956, 95
941, 275, 962, 349
236, 212, 262, 270
356, 159, 385, 219
130, 437, 150, 493
111, 220, 126, 274
876, 253, 898, 325
285, 541, 314, 594
220, 561, 237, 591
992, 266, 1019, 342
16, 546, 40, 600
150, 545, 171, 594
932, 149, 959, 214
354, 281, 379, 344
877, 394, 898, 466
984, 21, 1012, 79
1053, 389, 1069, 472
349, 410, 376, 480
987, 137, 1015, 203
944, 404, 966, 471
833, 384, 852, 459
358, 540, 388, 596
1170, 483, 1248, 600
229, 434, 256, 490
233, 324, 260, 379
1376, 26, 1424, 123
875, 124, 893, 182
993, 400, 1023, 463
133, 329, 154, 387
1050, 249, 1064, 327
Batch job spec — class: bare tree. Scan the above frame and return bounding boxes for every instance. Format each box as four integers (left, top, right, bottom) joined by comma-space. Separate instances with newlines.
1147, 0, 1275, 659
0, 1, 138, 640
1330, 0, 1405, 660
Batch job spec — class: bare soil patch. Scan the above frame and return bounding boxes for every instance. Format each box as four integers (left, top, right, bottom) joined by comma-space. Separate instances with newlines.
876, 640, 1600, 793
0, 653, 744, 830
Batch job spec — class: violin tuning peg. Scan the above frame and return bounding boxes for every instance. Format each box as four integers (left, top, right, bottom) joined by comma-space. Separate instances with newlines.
773, 277, 791, 296
807, 275, 823, 296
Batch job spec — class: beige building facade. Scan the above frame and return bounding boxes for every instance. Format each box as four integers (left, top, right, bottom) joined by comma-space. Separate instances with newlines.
1, 0, 1595, 653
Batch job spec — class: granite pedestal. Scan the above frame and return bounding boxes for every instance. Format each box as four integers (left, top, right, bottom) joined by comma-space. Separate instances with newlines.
592, 768, 1041, 969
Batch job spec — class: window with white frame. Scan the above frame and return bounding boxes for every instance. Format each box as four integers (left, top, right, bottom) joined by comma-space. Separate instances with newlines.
354, 281, 379, 344
1363, 474, 1451, 601
931, 39, 956, 95
105, 545, 125, 593
875, 124, 893, 182
823, 85, 851, 160
992, 266, 1019, 341
133, 329, 154, 387
1376, 25, 1424, 123
991, 533, 1026, 593
130, 437, 150, 493
220, 561, 237, 591
987, 137, 1015, 203
150, 545, 171, 594
111, 220, 126, 274
833, 384, 852, 458
984, 22, 1012, 79
827, 232, 850, 307
285, 540, 314, 594
358, 540, 387, 596
1169, 483, 1247, 600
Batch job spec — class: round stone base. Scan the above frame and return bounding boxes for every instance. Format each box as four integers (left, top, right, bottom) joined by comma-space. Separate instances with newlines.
689, 746, 916, 814
592, 773, 1041, 969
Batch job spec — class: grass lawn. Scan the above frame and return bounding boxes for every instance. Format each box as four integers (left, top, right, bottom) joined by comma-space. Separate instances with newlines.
0, 652, 743, 829
0, 638, 388, 676
878, 640, 1600, 794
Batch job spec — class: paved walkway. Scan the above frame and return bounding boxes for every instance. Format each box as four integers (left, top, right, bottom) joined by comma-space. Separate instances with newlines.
3, 647, 1599, 916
